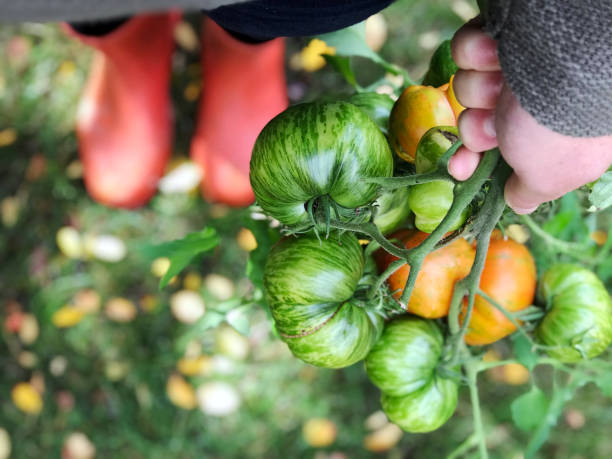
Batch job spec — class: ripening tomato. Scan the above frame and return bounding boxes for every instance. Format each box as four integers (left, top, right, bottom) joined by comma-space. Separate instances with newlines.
375, 229, 475, 318
388, 85, 456, 163
461, 231, 537, 345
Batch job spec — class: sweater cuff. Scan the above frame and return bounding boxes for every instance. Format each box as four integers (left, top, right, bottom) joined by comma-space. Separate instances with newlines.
483, 0, 612, 138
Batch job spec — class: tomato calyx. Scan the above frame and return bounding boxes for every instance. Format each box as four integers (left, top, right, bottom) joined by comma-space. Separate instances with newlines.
283, 194, 374, 239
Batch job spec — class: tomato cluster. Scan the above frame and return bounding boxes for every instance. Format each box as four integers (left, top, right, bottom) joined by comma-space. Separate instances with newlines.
249, 42, 612, 434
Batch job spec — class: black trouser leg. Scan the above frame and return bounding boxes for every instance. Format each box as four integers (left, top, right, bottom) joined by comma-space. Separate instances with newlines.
69, 17, 130, 36
206, 0, 393, 40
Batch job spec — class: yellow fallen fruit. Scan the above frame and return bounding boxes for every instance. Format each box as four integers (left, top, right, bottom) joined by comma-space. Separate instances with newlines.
52, 306, 85, 328
236, 228, 257, 252
364, 423, 403, 452
302, 418, 337, 448
56, 227, 83, 259
12, 382, 43, 414
166, 374, 197, 410
0, 427, 11, 459
105, 298, 137, 323
177, 355, 212, 376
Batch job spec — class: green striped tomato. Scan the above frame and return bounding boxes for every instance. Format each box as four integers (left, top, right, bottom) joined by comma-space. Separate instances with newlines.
263, 232, 383, 368
373, 187, 412, 235
250, 101, 393, 227
365, 316, 458, 432
536, 264, 612, 362
347, 92, 394, 135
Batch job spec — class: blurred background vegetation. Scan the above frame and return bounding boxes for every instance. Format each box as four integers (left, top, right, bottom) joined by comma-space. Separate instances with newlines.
2, 1, 612, 457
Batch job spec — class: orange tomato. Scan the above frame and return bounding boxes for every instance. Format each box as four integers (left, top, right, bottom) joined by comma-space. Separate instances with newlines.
445, 75, 465, 120
388, 85, 456, 163
462, 230, 537, 345
375, 230, 475, 318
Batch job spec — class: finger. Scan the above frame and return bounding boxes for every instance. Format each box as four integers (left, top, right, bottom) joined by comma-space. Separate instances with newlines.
457, 108, 498, 152
448, 146, 482, 181
452, 69, 503, 109
504, 173, 541, 214
451, 24, 500, 71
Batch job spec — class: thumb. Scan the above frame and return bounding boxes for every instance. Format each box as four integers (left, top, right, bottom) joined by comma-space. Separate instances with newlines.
504, 173, 542, 215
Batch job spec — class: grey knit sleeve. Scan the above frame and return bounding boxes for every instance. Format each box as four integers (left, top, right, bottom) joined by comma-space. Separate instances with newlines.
482, 0, 612, 138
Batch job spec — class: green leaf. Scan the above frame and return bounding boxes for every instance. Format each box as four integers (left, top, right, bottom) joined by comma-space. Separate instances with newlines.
226, 305, 251, 336
596, 255, 612, 283
595, 372, 612, 397
323, 54, 358, 88
511, 387, 549, 431
589, 171, 612, 210
512, 334, 539, 371
542, 210, 574, 237
145, 228, 219, 289
422, 40, 458, 87
175, 310, 225, 352
317, 22, 383, 64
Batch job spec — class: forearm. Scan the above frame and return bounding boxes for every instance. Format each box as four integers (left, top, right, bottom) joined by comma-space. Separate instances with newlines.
482, 0, 612, 137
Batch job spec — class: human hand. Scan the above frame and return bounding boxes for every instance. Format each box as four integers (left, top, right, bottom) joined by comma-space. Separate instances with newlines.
447, 20, 612, 214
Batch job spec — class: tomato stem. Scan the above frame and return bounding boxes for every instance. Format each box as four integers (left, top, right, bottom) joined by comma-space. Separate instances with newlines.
466, 357, 489, 459
519, 214, 595, 264
447, 156, 510, 342
401, 149, 504, 309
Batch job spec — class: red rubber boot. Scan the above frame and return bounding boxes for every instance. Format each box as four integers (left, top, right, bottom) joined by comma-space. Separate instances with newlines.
190, 19, 288, 207
64, 13, 180, 208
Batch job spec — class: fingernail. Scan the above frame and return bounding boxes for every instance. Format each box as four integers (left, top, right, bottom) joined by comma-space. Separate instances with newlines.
483, 115, 496, 138
512, 205, 538, 215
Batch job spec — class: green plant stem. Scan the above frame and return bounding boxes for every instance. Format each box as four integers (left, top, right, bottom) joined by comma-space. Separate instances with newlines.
399, 149, 503, 307
328, 220, 409, 259
447, 156, 511, 339
446, 432, 479, 459
366, 170, 454, 189
369, 259, 407, 299
466, 358, 488, 459
380, 59, 418, 87
475, 289, 539, 343
475, 359, 520, 372
519, 214, 593, 263
524, 373, 577, 458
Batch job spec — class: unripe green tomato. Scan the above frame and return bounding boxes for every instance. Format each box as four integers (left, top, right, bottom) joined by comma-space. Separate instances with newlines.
365, 316, 458, 432
250, 101, 393, 227
408, 126, 467, 233
348, 92, 395, 135
536, 264, 612, 362
264, 232, 383, 368
407, 181, 469, 233
373, 187, 412, 235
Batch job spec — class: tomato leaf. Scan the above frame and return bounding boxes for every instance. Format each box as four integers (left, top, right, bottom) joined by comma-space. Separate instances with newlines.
595, 372, 612, 397
175, 310, 225, 353
422, 40, 458, 87
226, 305, 251, 336
317, 22, 383, 64
511, 387, 549, 431
323, 54, 359, 88
143, 228, 219, 289
589, 171, 612, 210
512, 334, 539, 371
